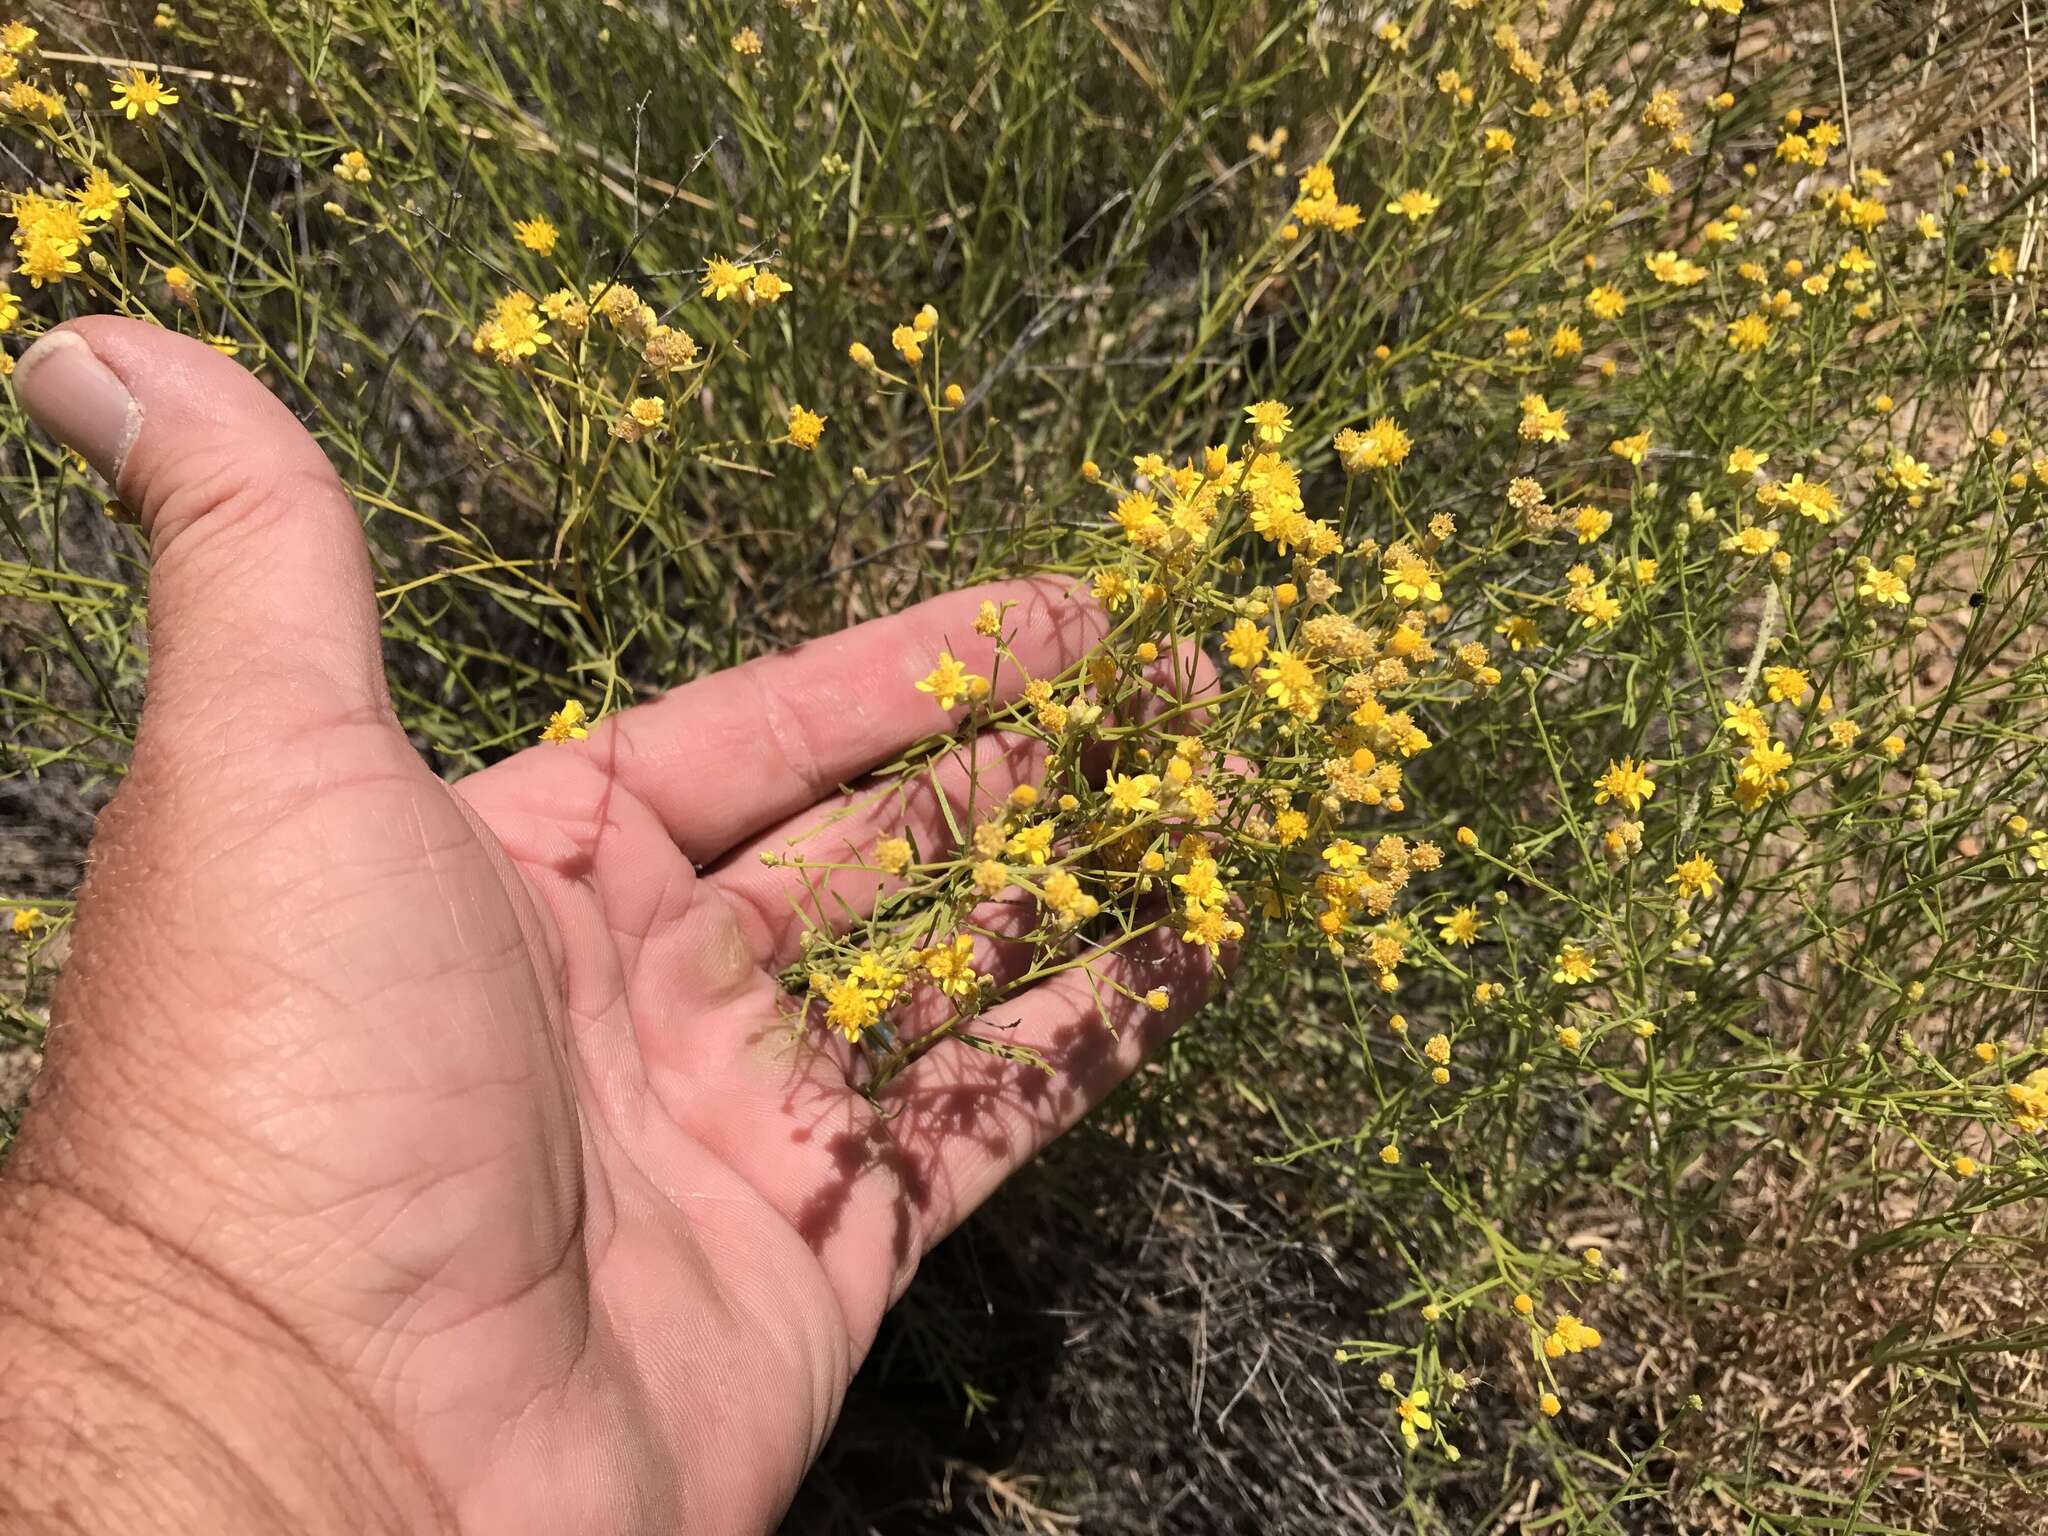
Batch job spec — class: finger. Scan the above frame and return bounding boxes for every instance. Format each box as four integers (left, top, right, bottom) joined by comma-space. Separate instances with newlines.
709, 636, 1221, 968
707, 726, 1049, 967
880, 921, 1224, 1251
14, 319, 390, 736
565, 576, 1107, 865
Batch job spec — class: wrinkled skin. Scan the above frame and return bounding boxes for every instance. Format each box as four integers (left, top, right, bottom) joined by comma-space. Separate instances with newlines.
0, 318, 1213, 1534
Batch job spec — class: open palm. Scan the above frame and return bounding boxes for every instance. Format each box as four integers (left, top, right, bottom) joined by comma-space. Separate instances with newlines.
4, 319, 1210, 1533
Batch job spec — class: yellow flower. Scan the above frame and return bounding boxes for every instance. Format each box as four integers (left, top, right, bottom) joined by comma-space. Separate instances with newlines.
1244, 399, 1292, 444
109, 66, 179, 118
1733, 740, 1794, 809
1884, 451, 1936, 492
1858, 568, 1909, 606
915, 651, 989, 712
917, 935, 986, 1000
819, 976, 879, 1041
1544, 1312, 1602, 1357
1552, 944, 1596, 985
1762, 665, 1809, 706
2008, 1068, 2048, 1133
335, 149, 372, 184
731, 25, 762, 54
750, 268, 791, 303
1256, 649, 1321, 717
10, 907, 43, 936
1758, 472, 1838, 524
17, 234, 80, 288
1609, 431, 1651, 466
786, 404, 827, 450
1222, 618, 1268, 669
514, 216, 559, 255
72, 167, 131, 223
1180, 905, 1243, 956
1519, 393, 1570, 443
1585, 284, 1627, 321
540, 700, 591, 743
1386, 188, 1440, 221
1382, 547, 1441, 603
610, 395, 665, 442
873, 836, 913, 875
1496, 614, 1539, 651
1593, 757, 1656, 813
1722, 698, 1768, 744
1645, 249, 1707, 286
1394, 1387, 1432, 1447
701, 256, 756, 301
476, 289, 550, 364
1986, 246, 2017, 278
1727, 312, 1771, 352
1667, 853, 1719, 899
1105, 772, 1162, 816
1333, 416, 1411, 472
1436, 905, 1481, 947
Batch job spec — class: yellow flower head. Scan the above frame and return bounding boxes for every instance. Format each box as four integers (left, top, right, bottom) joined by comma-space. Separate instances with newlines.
1244, 399, 1293, 445
915, 651, 990, 712
1667, 853, 1719, 899
786, 404, 827, 450
701, 256, 757, 301
1592, 757, 1656, 813
109, 66, 179, 119
72, 167, 131, 223
1387, 188, 1441, 222
1552, 943, 1596, 985
514, 216, 559, 255
540, 700, 591, 744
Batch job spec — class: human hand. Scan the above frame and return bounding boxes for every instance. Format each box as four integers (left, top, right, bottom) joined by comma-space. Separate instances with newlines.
0, 318, 1214, 1534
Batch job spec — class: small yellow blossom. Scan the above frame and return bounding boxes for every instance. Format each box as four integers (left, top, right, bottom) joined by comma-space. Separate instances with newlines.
1386, 188, 1441, 222
1553, 944, 1596, 985
915, 651, 990, 711
1593, 757, 1656, 813
1727, 312, 1771, 352
1544, 1312, 1602, 1357
540, 700, 591, 743
786, 404, 827, 450
1667, 853, 1719, 899
1245, 399, 1292, 444
514, 216, 559, 255
110, 67, 179, 119
1436, 905, 1481, 947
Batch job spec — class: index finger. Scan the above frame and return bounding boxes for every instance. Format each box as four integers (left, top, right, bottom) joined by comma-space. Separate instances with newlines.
578, 576, 1107, 865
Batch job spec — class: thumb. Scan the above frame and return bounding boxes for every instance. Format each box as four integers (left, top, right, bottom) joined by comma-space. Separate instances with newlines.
15, 316, 390, 734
